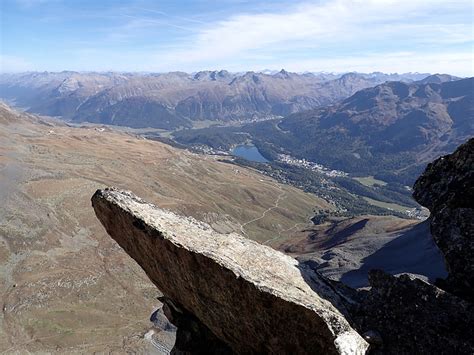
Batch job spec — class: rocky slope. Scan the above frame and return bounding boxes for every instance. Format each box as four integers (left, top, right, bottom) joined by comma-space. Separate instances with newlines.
0, 104, 330, 352
353, 270, 473, 354
92, 138, 474, 354
280, 217, 447, 288
413, 138, 474, 301
0, 71, 437, 129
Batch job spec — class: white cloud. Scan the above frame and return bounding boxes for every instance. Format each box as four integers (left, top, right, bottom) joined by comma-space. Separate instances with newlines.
148, 0, 473, 74
5, 0, 472, 74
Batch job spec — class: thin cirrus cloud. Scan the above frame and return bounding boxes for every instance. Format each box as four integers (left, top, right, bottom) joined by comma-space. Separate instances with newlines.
150, 0, 473, 74
271, 51, 474, 76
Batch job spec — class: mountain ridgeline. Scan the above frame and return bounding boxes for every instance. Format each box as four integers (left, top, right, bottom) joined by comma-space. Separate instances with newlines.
0, 70, 431, 129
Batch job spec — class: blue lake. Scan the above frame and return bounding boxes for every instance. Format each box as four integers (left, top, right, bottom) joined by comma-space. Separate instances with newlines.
232, 145, 269, 163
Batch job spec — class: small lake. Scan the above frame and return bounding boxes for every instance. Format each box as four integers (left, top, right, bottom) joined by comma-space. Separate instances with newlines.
231, 145, 269, 163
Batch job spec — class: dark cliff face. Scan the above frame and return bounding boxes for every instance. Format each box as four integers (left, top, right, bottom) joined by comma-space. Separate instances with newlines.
352, 270, 474, 355
413, 138, 474, 301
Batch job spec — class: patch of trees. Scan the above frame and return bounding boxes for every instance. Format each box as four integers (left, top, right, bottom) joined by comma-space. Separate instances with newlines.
334, 177, 418, 208
227, 159, 410, 219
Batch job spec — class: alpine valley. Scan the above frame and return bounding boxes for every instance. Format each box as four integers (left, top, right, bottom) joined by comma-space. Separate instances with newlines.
0, 70, 472, 353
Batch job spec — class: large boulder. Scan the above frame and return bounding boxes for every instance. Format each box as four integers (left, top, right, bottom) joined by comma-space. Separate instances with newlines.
413, 138, 474, 301
92, 188, 369, 354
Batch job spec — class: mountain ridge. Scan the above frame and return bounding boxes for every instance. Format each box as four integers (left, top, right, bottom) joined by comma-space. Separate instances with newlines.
0, 71, 452, 129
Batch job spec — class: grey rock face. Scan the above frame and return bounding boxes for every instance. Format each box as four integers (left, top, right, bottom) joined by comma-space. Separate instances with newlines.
353, 270, 474, 354
91, 188, 369, 354
413, 138, 474, 301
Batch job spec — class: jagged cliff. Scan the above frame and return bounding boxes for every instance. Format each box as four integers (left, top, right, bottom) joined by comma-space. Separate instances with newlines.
413, 138, 474, 301
347, 138, 474, 353
92, 139, 473, 354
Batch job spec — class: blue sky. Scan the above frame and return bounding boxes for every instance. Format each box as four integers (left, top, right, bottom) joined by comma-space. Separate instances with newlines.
1, 0, 473, 75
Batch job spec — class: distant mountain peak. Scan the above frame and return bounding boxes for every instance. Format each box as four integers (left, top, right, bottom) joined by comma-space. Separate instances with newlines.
273, 69, 293, 79
418, 74, 460, 84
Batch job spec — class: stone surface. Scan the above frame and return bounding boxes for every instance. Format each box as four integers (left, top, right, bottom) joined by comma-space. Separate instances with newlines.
353, 270, 474, 354
92, 188, 369, 354
413, 138, 474, 301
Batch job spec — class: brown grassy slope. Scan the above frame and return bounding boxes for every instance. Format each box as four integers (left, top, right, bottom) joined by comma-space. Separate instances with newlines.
0, 105, 329, 353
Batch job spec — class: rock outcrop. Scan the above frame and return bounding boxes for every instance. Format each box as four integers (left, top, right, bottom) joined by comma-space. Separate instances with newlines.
413, 138, 473, 301
91, 138, 473, 353
345, 138, 474, 354
352, 270, 474, 354
91, 188, 369, 354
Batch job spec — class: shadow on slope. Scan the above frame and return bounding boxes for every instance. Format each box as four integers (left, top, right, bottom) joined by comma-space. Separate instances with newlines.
340, 221, 447, 288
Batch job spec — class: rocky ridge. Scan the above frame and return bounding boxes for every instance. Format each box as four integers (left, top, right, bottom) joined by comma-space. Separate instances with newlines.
413, 137, 474, 301
92, 138, 474, 354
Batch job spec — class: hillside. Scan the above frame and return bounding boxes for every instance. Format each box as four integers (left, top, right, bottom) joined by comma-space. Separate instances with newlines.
0, 71, 433, 129
0, 104, 329, 352
0, 103, 450, 352
276, 77, 473, 183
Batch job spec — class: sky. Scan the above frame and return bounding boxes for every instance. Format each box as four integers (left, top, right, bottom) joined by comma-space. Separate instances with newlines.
1, 0, 473, 75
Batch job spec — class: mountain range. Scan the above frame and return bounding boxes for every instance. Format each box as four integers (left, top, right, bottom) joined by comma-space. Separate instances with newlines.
0, 70, 442, 129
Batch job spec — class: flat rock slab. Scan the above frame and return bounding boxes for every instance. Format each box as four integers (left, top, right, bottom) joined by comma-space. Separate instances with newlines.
92, 188, 368, 354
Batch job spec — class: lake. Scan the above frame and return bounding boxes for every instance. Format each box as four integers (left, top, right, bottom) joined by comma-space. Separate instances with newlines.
231, 145, 269, 163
